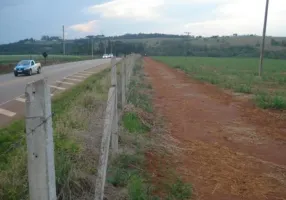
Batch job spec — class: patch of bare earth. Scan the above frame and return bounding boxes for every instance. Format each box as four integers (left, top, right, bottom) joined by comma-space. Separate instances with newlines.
144, 57, 286, 200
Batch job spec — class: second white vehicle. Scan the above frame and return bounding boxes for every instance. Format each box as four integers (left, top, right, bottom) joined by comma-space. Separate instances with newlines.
102, 54, 114, 59
14, 60, 41, 77
102, 54, 109, 59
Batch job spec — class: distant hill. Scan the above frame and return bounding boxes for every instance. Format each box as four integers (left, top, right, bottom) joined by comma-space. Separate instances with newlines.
1, 33, 286, 59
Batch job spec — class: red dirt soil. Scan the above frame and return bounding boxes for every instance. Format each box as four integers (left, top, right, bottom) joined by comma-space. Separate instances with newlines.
144, 57, 286, 200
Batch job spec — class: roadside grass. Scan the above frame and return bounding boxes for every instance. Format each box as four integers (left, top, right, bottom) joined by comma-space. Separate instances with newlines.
0, 65, 111, 200
106, 58, 192, 200
122, 112, 150, 134
153, 56, 286, 110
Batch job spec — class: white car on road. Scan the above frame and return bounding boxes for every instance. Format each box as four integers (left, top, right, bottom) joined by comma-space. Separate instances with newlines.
102, 54, 114, 59
14, 60, 41, 77
102, 54, 109, 59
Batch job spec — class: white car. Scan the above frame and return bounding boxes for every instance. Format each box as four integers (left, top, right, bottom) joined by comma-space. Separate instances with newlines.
102, 54, 109, 59
109, 54, 114, 58
14, 60, 41, 76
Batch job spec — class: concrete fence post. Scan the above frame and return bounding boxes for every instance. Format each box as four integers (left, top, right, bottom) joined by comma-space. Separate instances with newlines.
94, 87, 115, 200
126, 56, 131, 89
25, 79, 56, 200
121, 59, 126, 108
111, 64, 118, 152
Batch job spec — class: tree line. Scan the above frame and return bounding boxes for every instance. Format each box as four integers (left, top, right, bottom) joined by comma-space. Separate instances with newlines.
0, 38, 145, 56
146, 39, 286, 59
1, 34, 286, 60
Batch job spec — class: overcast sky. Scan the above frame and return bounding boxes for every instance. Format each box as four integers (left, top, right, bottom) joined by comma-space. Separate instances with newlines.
0, 0, 286, 44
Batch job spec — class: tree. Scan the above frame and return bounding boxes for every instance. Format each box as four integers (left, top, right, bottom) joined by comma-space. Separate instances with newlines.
271, 38, 280, 46
41, 35, 50, 41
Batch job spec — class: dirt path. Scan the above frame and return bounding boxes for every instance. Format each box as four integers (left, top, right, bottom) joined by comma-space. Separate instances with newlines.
144, 57, 286, 200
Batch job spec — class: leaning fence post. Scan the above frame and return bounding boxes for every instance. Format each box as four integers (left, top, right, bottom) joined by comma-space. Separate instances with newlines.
111, 63, 118, 152
125, 56, 128, 94
121, 59, 126, 108
25, 79, 56, 200
126, 56, 130, 89
94, 87, 115, 200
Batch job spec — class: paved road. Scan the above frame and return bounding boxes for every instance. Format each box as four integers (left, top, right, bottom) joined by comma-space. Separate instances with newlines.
0, 58, 114, 126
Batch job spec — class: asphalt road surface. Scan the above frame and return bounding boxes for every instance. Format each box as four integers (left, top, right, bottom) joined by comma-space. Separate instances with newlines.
0, 58, 114, 126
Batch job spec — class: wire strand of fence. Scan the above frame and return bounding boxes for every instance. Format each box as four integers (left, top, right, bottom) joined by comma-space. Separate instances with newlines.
0, 113, 54, 157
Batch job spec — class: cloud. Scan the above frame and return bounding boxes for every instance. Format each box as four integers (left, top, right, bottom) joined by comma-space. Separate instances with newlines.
69, 20, 99, 33
86, 0, 165, 21
82, 0, 286, 37
185, 0, 286, 36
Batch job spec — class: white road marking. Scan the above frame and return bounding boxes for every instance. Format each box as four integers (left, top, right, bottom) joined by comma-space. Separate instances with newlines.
0, 108, 16, 117
72, 75, 86, 79
75, 73, 89, 77
0, 94, 24, 106
78, 71, 94, 75
56, 81, 74, 85
15, 97, 26, 103
49, 85, 66, 91
64, 77, 81, 82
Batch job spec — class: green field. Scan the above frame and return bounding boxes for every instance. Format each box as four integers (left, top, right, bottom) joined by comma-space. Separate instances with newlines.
153, 56, 286, 109
0, 54, 93, 65
120, 35, 286, 51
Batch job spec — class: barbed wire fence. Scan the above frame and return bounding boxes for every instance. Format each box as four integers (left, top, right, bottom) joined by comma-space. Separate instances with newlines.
94, 53, 140, 200
0, 54, 139, 200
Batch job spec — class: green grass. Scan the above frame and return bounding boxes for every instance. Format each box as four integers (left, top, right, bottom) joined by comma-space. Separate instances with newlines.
108, 154, 144, 187
154, 56, 286, 110
255, 92, 286, 109
123, 112, 150, 133
166, 179, 192, 200
107, 58, 192, 200
0, 66, 111, 200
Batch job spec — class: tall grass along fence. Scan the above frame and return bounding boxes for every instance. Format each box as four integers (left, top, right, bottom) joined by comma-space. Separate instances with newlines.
1, 54, 139, 200
94, 54, 138, 200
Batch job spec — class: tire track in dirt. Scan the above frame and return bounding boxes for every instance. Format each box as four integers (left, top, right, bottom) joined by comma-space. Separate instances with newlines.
144, 57, 286, 200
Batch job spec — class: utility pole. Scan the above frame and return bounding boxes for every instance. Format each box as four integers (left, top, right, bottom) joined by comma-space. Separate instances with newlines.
62, 25, 65, 55
110, 40, 113, 54
104, 40, 107, 54
184, 32, 191, 57
259, 0, 270, 76
185, 32, 191, 36
91, 37, 94, 59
